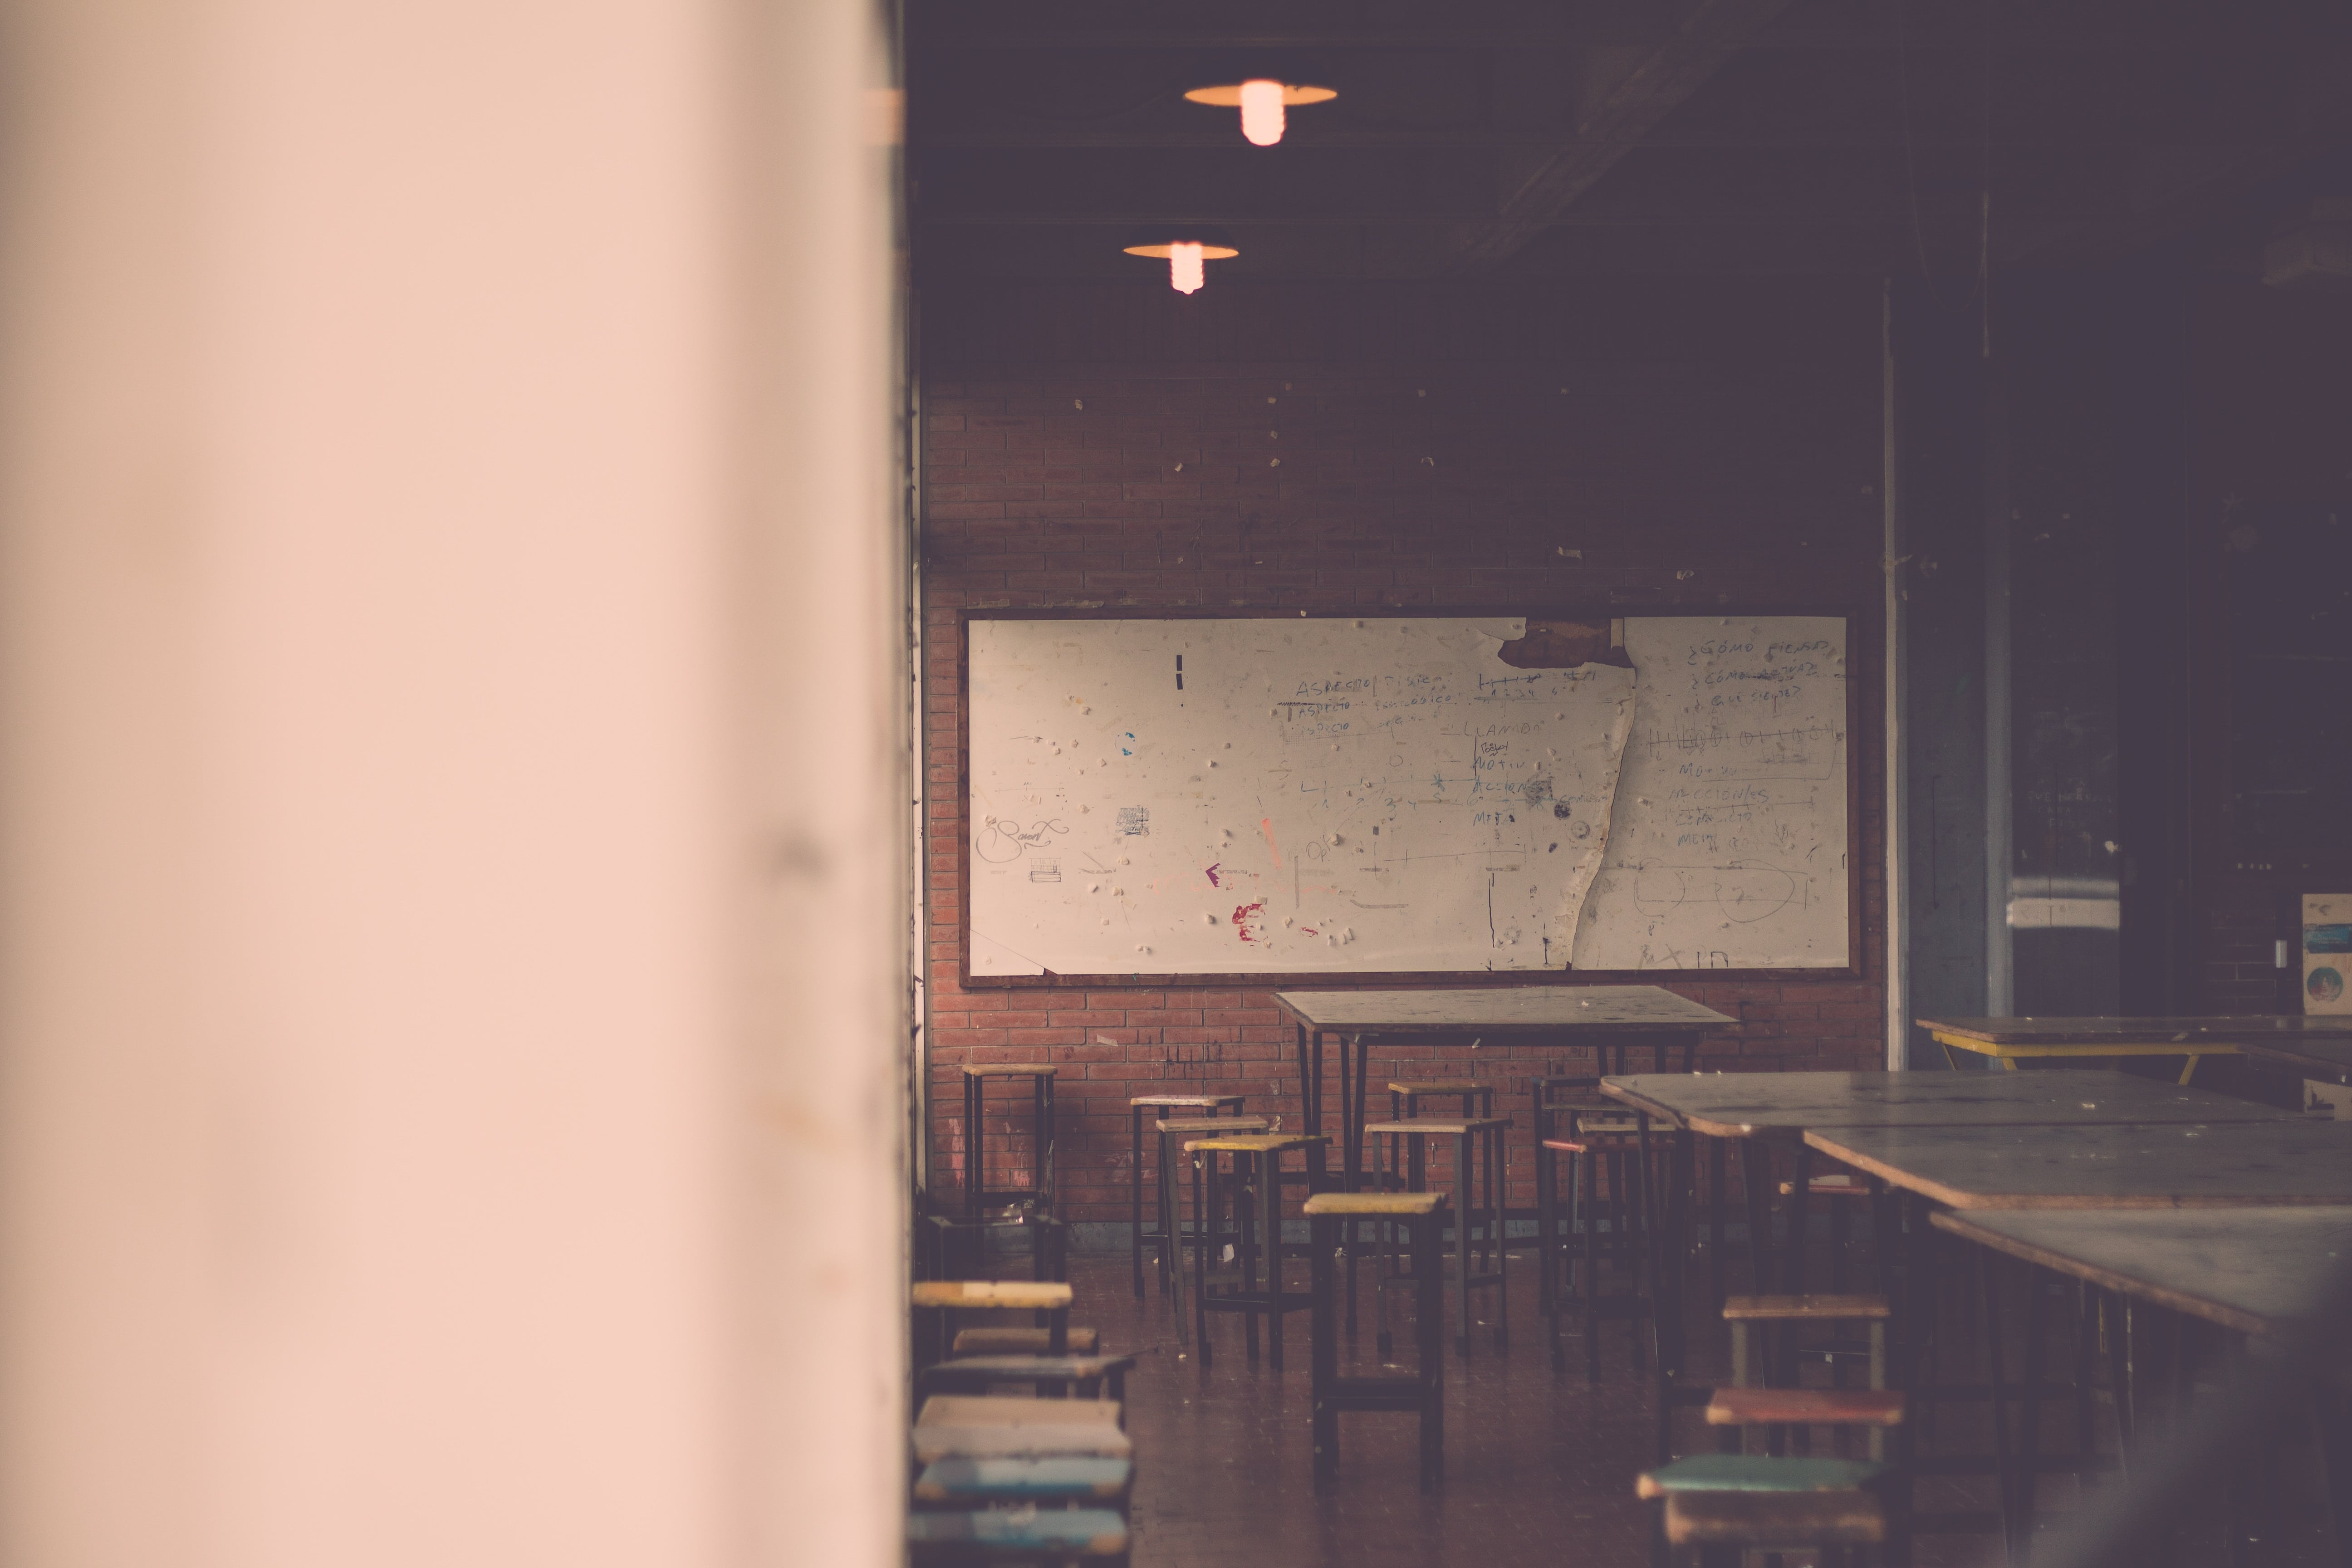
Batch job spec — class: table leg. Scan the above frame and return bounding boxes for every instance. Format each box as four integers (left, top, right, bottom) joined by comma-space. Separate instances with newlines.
1265, 1152, 1286, 1371
2016, 1262, 2051, 1561
1709, 1135, 1727, 1312
2104, 1289, 2134, 1479
1741, 1138, 1775, 1295
1982, 1248, 2019, 1556
2177, 1054, 2199, 1086
1132, 1104, 1145, 1297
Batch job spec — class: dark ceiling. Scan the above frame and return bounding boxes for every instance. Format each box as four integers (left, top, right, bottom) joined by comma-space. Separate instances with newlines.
907, 0, 2352, 281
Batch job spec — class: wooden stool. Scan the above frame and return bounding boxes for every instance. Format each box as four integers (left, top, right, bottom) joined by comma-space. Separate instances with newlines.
1774, 1175, 1886, 1385
1306, 1191, 1447, 1490
1636, 1467, 1886, 1568
1362, 1116, 1511, 1358
1127, 1093, 1247, 1296
911, 1454, 1134, 1566
914, 1280, 1073, 1367
906, 1506, 1130, 1563
1156, 1115, 1269, 1347
963, 1064, 1058, 1220
953, 1326, 1100, 1356
1386, 1077, 1496, 1123
1187, 1131, 1326, 1370
1539, 1131, 1657, 1384
919, 1353, 1137, 1409
1723, 1294, 1897, 1463
913, 1394, 1132, 1464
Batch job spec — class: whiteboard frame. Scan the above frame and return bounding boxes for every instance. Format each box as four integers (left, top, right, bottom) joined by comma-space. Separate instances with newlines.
955, 607, 1865, 988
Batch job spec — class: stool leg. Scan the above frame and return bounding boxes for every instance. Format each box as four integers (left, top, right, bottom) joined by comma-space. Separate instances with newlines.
1131, 1106, 1145, 1297
1581, 1150, 1602, 1385
1454, 1129, 1473, 1359
1490, 1127, 1509, 1350
1266, 1153, 1286, 1372
1741, 1137, 1774, 1295
965, 1073, 982, 1220
1377, 1133, 1396, 1359
1540, 1135, 1561, 1372
1165, 1133, 1190, 1348
1241, 1154, 1262, 1364
1192, 1152, 1212, 1364
1312, 1212, 1338, 1485
1041, 1073, 1057, 1217
1416, 1208, 1444, 1489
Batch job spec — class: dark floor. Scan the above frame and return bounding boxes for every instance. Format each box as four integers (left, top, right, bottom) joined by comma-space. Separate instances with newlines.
1040, 1234, 2342, 1568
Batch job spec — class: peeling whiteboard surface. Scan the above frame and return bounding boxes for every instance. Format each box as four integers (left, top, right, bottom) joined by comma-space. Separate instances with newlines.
1570, 617, 1849, 970
968, 614, 1850, 976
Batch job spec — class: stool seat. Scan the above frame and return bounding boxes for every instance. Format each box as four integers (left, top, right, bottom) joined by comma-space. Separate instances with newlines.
907, 1507, 1130, 1557
913, 1395, 1132, 1462
1540, 1137, 1588, 1154
1360, 1117, 1512, 1136
954, 1326, 1100, 1356
1781, 1175, 1873, 1199
961, 1063, 1058, 1077
1129, 1093, 1244, 1108
1303, 1191, 1449, 1217
1638, 1455, 1887, 1498
913, 1456, 1133, 1504
1664, 1489, 1885, 1548
1385, 1078, 1484, 1096
1722, 1292, 1890, 1322
1186, 1132, 1325, 1154
922, 1352, 1135, 1383
914, 1280, 1073, 1311
1157, 1115, 1269, 1136
1707, 1387, 1907, 1427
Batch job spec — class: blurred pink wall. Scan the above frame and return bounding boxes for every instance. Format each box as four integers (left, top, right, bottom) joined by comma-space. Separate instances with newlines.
0, 0, 909, 1563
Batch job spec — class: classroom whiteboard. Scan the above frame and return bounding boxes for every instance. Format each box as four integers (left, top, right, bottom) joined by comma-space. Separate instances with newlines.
962, 613, 1852, 979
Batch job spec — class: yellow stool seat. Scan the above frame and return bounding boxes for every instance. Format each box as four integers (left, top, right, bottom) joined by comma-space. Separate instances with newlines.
1303, 1191, 1449, 1217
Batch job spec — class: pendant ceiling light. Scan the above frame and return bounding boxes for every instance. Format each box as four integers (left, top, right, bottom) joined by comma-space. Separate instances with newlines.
1183, 54, 1335, 147
1122, 226, 1239, 295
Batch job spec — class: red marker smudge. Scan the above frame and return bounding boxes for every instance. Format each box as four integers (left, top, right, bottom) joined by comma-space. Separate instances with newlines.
1233, 900, 1266, 942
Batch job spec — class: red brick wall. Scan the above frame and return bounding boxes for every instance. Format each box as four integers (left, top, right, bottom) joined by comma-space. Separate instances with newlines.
919, 278, 1889, 1224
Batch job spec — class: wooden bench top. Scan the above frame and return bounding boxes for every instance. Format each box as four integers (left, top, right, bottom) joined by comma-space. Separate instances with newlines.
1782, 1176, 1874, 1198
1638, 1455, 1886, 1499
953, 1326, 1099, 1356
1274, 985, 1737, 1033
1603, 1068, 2294, 1138
1128, 1093, 1246, 1107
1303, 1191, 1450, 1217
1664, 1489, 1885, 1548
912, 1456, 1133, 1504
960, 1063, 1059, 1078
1157, 1115, 1269, 1135
1804, 1119, 2352, 1209
912, 1395, 1132, 1462
1722, 1293, 1891, 1322
1360, 1117, 1513, 1136
913, 1280, 1073, 1311
1929, 1207, 2352, 1336
1706, 1387, 1906, 1427
1386, 1079, 1488, 1095
1185, 1132, 1326, 1153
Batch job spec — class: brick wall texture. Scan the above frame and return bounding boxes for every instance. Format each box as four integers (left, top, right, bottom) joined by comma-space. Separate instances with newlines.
919, 278, 1890, 1223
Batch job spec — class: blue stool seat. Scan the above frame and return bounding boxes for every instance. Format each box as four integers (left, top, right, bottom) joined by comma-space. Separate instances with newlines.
1637, 1454, 1885, 1497
913, 1457, 1133, 1505
907, 1507, 1129, 1556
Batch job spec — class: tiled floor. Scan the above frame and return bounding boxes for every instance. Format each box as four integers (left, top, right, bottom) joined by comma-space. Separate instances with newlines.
1041, 1235, 2340, 1568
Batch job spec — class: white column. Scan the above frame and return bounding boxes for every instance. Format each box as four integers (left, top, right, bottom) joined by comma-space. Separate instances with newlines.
0, 0, 906, 1564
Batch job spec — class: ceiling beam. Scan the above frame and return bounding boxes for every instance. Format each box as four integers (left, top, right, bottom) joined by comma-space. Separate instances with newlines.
1448, 0, 1799, 275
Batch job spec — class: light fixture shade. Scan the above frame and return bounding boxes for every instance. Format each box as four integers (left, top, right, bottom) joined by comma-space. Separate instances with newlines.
1120, 226, 1240, 295
1183, 50, 1335, 146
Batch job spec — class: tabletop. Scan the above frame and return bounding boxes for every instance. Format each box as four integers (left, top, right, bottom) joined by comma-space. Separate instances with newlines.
1920, 1015, 2352, 1046
1271, 985, 1738, 1034
1930, 1208, 2352, 1336
1804, 1119, 2352, 1209
1600, 1069, 2298, 1139
2241, 1036, 2352, 1086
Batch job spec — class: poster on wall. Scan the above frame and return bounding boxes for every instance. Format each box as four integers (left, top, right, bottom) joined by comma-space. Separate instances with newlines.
2305, 893, 2352, 1015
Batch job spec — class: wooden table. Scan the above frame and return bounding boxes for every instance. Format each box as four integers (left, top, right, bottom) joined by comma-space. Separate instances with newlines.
1605, 1069, 2298, 1313
1929, 1207, 2352, 1554
1919, 1015, 2352, 1084
1804, 1119, 2352, 1210
1930, 1208, 2352, 1338
1270, 986, 1738, 1197
2239, 1034, 2352, 1089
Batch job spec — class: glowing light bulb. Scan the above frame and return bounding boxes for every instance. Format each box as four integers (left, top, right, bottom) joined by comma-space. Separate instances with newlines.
1168, 241, 1205, 294
1239, 79, 1286, 146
